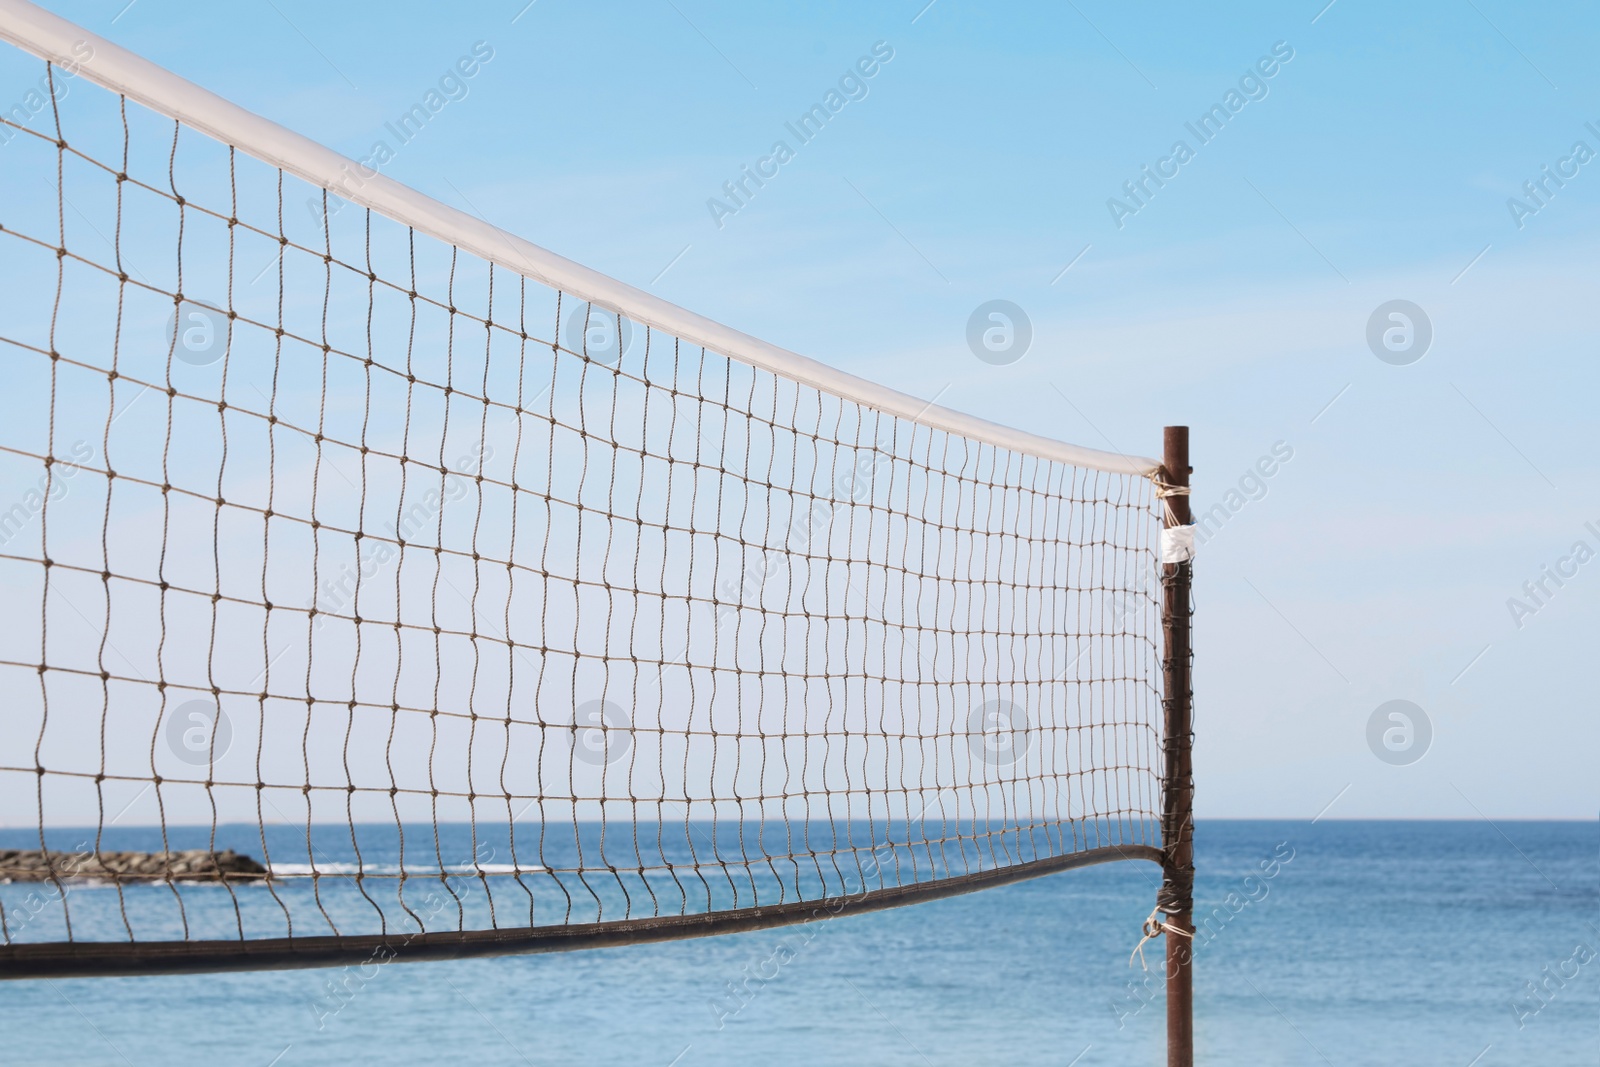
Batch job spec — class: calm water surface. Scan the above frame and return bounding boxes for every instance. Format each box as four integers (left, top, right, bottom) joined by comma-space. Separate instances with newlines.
1, 820, 1595, 1065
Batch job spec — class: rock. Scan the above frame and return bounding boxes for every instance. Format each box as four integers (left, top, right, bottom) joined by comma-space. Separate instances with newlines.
0, 848, 269, 883
215, 850, 268, 878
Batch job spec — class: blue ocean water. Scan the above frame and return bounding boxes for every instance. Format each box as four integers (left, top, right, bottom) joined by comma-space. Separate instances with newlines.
1, 820, 1595, 1065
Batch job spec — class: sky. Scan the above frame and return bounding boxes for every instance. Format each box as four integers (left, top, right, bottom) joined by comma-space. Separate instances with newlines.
13, 0, 1600, 820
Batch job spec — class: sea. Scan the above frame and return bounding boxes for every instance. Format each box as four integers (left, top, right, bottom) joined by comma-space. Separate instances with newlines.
1, 820, 1595, 1065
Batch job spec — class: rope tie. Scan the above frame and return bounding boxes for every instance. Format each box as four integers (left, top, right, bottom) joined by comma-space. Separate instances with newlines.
1153, 479, 1191, 527
1129, 905, 1193, 971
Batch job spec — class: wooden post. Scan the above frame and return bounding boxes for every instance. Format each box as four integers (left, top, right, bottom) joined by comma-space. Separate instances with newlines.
1160, 426, 1195, 1067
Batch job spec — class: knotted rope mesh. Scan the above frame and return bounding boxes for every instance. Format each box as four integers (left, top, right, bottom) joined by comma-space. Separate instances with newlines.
0, 52, 1164, 973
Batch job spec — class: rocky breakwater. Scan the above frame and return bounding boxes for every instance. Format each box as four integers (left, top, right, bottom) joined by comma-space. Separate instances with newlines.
0, 848, 269, 882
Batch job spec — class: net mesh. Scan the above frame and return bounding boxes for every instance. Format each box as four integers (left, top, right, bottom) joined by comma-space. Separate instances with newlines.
0, 52, 1164, 969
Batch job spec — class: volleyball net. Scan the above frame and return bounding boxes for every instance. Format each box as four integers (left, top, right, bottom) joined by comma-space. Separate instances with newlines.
0, 0, 1181, 978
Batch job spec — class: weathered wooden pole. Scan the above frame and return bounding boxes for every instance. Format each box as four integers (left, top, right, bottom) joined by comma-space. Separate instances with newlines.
1160, 426, 1195, 1067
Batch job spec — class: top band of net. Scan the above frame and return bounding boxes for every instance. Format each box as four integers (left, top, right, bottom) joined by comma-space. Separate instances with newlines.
0, 0, 1167, 977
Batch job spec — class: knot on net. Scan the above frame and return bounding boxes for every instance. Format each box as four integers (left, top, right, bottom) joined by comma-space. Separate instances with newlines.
1128, 904, 1193, 971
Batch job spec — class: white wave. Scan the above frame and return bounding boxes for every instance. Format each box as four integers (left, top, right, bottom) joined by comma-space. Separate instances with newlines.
268, 862, 543, 878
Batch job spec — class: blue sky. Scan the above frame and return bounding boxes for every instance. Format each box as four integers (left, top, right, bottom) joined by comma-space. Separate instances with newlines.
22, 0, 1600, 818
